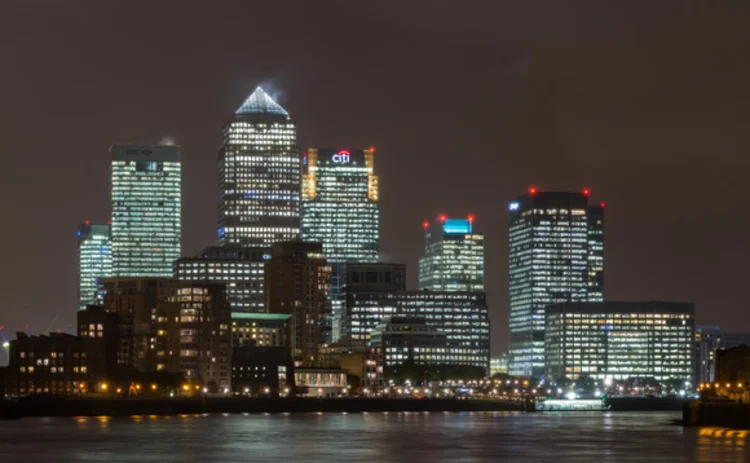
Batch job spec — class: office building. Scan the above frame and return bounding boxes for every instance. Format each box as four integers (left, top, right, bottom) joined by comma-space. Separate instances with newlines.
231, 312, 292, 348
338, 263, 406, 343
370, 316, 449, 369
301, 147, 379, 262
110, 144, 181, 278
418, 216, 484, 292
544, 301, 694, 382
695, 326, 723, 386
77, 222, 112, 311
174, 246, 267, 313
490, 354, 510, 377
301, 147, 380, 344
265, 241, 331, 367
217, 87, 300, 249
397, 291, 490, 371
294, 368, 348, 397
508, 188, 605, 377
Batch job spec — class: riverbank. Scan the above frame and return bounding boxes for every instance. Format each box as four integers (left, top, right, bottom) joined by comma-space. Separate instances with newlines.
683, 401, 750, 429
0, 397, 526, 418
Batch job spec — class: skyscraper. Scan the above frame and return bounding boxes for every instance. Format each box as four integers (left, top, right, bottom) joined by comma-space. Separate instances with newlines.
217, 87, 300, 249
301, 147, 380, 342
301, 147, 379, 262
508, 188, 605, 377
77, 222, 112, 311
418, 215, 484, 292
110, 144, 181, 277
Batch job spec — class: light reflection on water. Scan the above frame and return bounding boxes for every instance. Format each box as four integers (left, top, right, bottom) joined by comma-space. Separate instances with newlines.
0, 411, 746, 462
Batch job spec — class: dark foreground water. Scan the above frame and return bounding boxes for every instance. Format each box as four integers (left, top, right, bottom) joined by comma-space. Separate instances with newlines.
0, 411, 746, 462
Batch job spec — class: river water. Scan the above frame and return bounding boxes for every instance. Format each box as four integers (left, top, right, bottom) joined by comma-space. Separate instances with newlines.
0, 411, 745, 462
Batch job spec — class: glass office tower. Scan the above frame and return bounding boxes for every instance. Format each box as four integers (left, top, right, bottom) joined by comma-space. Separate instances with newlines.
110, 144, 181, 277
301, 147, 380, 342
418, 216, 484, 292
508, 188, 605, 377
217, 87, 300, 249
77, 222, 111, 310
301, 148, 379, 262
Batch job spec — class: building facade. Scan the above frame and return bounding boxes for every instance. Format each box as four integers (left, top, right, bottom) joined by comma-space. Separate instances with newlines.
110, 144, 181, 278
301, 147, 379, 263
418, 216, 484, 292
544, 301, 694, 383
338, 263, 406, 344
174, 246, 267, 313
217, 87, 300, 249
231, 345, 294, 395
231, 312, 292, 348
370, 316, 449, 369
508, 189, 605, 377
265, 241, 331, 367
695, 326, 723, 386
397, 291, 490, 371
490, 354, 510, 377
301, 147, 380, 345
77, 222, 112, 310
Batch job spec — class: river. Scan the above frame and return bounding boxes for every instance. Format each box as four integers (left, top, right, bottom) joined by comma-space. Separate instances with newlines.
0, 411, 745, 462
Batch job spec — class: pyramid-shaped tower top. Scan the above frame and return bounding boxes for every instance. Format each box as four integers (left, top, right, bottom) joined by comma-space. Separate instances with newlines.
235, 87, 290, 117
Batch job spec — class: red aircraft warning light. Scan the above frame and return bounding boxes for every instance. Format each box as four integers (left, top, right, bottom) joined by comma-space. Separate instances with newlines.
528, 186, 537, 196
369, 146, 376, 153
583, 188, 590, 196
439, 214, 447, 222
467, 215, 475, 223
600, 202, 606, 208
85, 220, 90, 225
422, 221, 429, 229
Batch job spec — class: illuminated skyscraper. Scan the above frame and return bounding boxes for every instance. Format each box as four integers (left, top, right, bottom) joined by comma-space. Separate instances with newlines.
77, 222, 111, 310
110, 144, 181, 277
301, 147, 379, 341
508, 188, 605, 377
418, 216, 484, 292
301, 147, 379, 262
217, 87, 300, 249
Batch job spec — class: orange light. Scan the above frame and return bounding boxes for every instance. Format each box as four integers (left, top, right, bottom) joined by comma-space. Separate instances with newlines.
528, 187, 537, 195
583, 188, 590, 196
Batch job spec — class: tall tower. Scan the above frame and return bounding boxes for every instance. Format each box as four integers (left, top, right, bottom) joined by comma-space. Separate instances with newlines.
217, 87, 300, 249
301, 148, 379, 263
77, 222, 111, 310
418, 215, 484, 292
301, 147, 379, 342
508, 188, 605, 377
110, 144, 181, 277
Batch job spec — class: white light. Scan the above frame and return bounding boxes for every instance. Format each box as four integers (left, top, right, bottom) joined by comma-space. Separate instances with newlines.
509, 202, 519, 211
557, 388, 563, 394
604, 377, 613, 387
566, 391, 577, 400
1, 341, 8, 350
594, 389, 601, 397
679, 390, 686, 397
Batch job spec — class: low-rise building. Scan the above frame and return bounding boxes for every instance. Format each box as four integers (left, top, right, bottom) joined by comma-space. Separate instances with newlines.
294, 368, 348, 397
231, 345, 294, 395
544, 301, 695, 383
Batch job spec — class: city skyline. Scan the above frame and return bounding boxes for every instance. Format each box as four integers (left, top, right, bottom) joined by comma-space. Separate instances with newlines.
2, 2, 749, 357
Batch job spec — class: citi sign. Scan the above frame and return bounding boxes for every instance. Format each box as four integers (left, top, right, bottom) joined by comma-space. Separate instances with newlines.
332, 149, 351, 163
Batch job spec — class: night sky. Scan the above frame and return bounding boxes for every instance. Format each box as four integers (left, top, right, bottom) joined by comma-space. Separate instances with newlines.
1, 1, 749, 355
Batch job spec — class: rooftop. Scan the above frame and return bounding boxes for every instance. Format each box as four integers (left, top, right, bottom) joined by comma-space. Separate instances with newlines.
235, 87, 290, 118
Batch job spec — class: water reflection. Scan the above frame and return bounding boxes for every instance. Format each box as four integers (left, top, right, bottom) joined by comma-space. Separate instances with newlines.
0, 412, 745, 462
